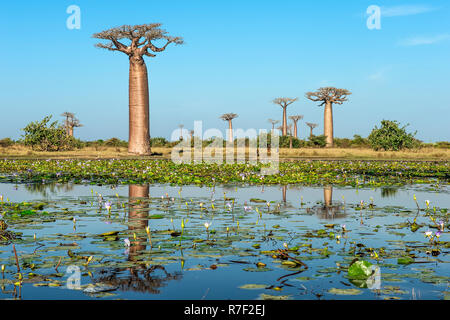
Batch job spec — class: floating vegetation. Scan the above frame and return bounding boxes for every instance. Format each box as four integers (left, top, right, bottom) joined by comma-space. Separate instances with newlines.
0, 179, 448, 300
0, 159, 448, 187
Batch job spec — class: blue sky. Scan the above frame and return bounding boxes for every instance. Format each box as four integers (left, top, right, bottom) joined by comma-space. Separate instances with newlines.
0, 0, 449, 142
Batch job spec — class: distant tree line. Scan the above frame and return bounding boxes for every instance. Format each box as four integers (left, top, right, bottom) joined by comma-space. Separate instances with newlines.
0, 115, 448, 152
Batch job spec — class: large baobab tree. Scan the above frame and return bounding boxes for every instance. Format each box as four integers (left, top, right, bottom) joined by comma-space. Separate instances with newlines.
289, 115, 303, 139
305, 87, 351, 147
268, 119, 280, 133
220, 113, 238, 142
272, 98, 298, 136
61, 112, 82, 137
306, 122, 318, 138
93, 24, 183, 155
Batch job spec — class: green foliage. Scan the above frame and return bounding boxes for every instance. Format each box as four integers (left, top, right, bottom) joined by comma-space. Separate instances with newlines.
0, 138, 14, 148
435, 141, 450, 149
368, 120, 418, 151
351, 135, 370, 147
150, 137, 169, 147
104, 137, 128, 147
22, 116, 81, 151
308, 135, 327, 148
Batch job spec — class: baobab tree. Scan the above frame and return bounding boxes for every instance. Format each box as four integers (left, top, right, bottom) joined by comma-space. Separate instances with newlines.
268, 119, 280, 133
272, 98, 298, 136
220, 113, 238, 142
61, 112, 82, 137
306, 122, 318, 138
305, 87, 351, 147
289, 115, 303, 139
93, 23, 183, 155
189, 130, 194, 141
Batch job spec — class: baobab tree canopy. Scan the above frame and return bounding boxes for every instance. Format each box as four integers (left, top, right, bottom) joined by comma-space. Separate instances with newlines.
272, 97, 298, 136
93, 23, 184, 60
272, 97, 298, 108
306, 122, 318, 129
220, 113, 238, 121
305, 87, 351, 106
289, 115, 303, 122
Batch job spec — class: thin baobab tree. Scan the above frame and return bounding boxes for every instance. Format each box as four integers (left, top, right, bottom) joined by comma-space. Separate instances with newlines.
289, 115, 303, 139
93, 24, 183, 155
61, 112, 82, 137
305, 87, 351, 147
220, 113, 238, 142
189, 130, 194, 141
286, 124, 293, 149
272, 98, 298, 136
306, 122, 318, 138
268, 119, 280, 133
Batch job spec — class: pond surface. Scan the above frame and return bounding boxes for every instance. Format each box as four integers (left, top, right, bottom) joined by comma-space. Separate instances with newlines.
0, 182, 448, 300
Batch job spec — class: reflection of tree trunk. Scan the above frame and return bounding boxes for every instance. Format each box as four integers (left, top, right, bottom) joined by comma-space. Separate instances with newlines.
324, 101, 333, 147
314, 186, 346, 220
324, 186, 332, 206
282, 185, 287, 203
128, 185, 149, 259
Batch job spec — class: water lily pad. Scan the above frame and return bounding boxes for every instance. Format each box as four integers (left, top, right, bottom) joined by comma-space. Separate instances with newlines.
328, 288, 362, 295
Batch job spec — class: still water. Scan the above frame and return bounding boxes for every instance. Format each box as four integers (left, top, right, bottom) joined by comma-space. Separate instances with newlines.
0, 182, 448, 300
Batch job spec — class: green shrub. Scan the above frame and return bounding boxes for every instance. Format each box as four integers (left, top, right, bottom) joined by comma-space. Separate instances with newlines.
150, 137, 170, 147
368, 120, 418, 151
334, 138, 352, 148
22, 116, 81, 151
0, 138, 14, 148
104, 138, 128, 147
352, 135, 370, 148
435, 141, 450, 149
308, 135, 327, 148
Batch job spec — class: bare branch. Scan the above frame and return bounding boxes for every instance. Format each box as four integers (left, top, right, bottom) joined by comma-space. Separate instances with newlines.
93, 23, 183, 58
272, 97, 298, 108
220, 113, 238, 121
305, 87, 351, 106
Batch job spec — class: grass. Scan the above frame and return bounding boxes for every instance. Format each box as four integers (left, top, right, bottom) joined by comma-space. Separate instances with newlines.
1, 145, 449, 161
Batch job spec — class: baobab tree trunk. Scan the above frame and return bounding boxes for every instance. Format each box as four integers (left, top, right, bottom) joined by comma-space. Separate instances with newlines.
69, 127, 74, 137
293, 123, 298, 139
128, 58, 151, 155
309, 127, 313, 138
228, 120, 233, 142
324, 101, 334, 147
282, 108, 287, 136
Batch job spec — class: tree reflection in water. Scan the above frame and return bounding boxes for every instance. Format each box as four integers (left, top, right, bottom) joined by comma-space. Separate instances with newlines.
93, 185, 182, 294
311, 186, 347, 220
24, 183, 74, 197
381, 187, 399, 198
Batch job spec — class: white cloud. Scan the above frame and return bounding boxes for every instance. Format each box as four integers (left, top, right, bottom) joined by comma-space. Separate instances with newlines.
399, 34, 450, 46
381, 5, 437, 17
368, 67, 390, 81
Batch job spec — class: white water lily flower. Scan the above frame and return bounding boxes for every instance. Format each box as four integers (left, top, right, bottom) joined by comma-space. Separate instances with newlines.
124, 238, 131, 247
204, 222, 211, 230
424, 231, 432, 238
